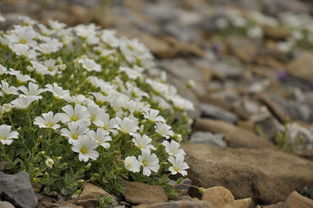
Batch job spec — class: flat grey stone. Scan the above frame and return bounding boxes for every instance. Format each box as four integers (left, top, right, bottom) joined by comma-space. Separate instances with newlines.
201, 103, 239, 123
0, 172, 38, 208
190, 131, 226, 147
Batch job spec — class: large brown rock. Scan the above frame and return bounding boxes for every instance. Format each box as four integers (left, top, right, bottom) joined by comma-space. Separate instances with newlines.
183, 144, 313, 204
201, 186, 234, 208
135, 200, 212, 208
124, 181, 168, 205
287, 52, 313, 81
77, 183, 111, 207
285, 191, 313, 208
194, 119, 273, 149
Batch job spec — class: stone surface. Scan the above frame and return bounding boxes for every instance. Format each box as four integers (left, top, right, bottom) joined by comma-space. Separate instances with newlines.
285, 191, 313, 208
227, 37, 259, 63
201, 186, 234, 208
224, 198, 254, 208
77, 183, 111, 207
0, 171, 38, 208
124, 181, 168, 205
194, 118, 273, 149
0, 201, 15, 208
183, 144, 313, 204
287, 52, 313, 82
134, 200, 212, 208
190, 131, 227, 147
201, 103, 239, 123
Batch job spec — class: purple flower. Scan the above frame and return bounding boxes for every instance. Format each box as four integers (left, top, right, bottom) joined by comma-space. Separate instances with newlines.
277, 69, 287, 81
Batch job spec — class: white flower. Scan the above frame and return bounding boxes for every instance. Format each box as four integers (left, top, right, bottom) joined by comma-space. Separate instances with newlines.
45, 83, 71, 100
168, 156, 189, 176
34, 111, 62, 130
247, 26, 263, 39
45, 158, 54, 168
48, 20, 66, 31
162, 140, 185, 157
143, 109, 165, 123
119, 66, 142, 80
124, 156, 141, 173
88, 128, 111, 148
138, 150, 160, 176
155, 122, 174, 139
78, 58, 101, 72
71, 135, 99, 162
74, 24, 97, 38
93, 112, 116, 133
132, 133, 155, 152
11, 96, 38, 109
60, 104, 90, 125
7, 68, 36, 83
37, 37, 63, 54
171, 96, 194, 110
87, 103, 105, 124
114, 116, 139, 134
19, 82, 46, 98
6, 26, 38, 47
1, 103, 13, 113
0, 125, 19, 145
0, 81, 18, 95
61, 122, 89, 144
100, 30, 119, 47
8, 44, 38, 59
0, 64, 7, 75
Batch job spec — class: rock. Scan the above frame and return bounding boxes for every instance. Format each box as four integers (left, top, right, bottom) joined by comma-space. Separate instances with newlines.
60, 201, 84, 208
224, 198, 254, 208
199, 96, 252, 120
270, 95, 313, 123
194, 119, 273, 149
0, 201, 15, 208
134, 200, 212, 208
295, 150, 313, 161
183, 144, 313, 204
287, 52, 313, 82
201, 103, 239, 123
201, 186, 234, 208
124, 181, 168, 205
262, 0, 310, 16
263, 26, 290, 40
77, 183, 111, 207
285, 191, 313, 208
258, 94, 291, 123
227, 37, 259, 63
255, 116, 284, 140
260, 202, 286, 208
190, 131, 227, 147
0, 171, 38, 208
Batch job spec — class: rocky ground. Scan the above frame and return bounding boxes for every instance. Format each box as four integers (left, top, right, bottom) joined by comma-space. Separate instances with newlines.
1, 0, 313, 207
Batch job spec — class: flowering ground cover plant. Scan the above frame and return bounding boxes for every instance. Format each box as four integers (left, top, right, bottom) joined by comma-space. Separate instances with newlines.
0, 15, 192, 196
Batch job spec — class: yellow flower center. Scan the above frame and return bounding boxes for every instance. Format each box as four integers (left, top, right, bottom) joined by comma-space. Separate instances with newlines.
72, 134, 78, 140
142, 159, 148, 167
173, 166, 180, 172
71, 115, 78, 121
46, 122, 54, 128
0, 136, 6, 140
79, 146, 88, 155
19, 39, 27, 44
90, 114, 96, 122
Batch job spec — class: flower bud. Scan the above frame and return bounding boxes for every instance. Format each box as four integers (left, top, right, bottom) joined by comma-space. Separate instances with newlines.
45, 158, 54, 168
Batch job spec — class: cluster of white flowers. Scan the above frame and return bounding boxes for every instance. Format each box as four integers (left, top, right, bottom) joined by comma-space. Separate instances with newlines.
0, 15, 191, 179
